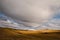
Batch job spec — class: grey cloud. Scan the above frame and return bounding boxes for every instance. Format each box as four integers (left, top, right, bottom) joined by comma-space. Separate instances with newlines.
1, 0, 60, 20
0, 0, 60, 29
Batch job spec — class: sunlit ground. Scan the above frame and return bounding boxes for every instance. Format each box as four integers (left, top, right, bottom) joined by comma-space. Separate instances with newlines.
0, 27, 60, 40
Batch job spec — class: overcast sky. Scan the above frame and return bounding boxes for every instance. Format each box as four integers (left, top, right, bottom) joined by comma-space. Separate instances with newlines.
0, 0, 60, 30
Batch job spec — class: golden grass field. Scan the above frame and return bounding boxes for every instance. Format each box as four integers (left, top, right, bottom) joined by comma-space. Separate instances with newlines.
0, 27, 60, 40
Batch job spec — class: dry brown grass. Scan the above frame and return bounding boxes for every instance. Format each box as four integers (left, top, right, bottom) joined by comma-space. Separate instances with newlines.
0, 27, 60, 40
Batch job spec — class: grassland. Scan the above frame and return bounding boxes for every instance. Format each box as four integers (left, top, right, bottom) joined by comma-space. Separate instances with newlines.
0, 27, 60, 40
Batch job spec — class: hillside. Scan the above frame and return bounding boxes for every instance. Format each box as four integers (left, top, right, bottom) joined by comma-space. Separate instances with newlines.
0, 27, 60, 40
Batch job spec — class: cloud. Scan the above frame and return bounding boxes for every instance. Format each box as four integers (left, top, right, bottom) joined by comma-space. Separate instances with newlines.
1, 0, 60, 22
0, 0, 60, 30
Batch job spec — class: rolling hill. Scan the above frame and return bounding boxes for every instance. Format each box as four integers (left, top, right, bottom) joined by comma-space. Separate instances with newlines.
0, 27, 60, 40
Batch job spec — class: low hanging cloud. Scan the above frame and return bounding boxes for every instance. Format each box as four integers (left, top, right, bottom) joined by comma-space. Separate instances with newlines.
0, 18, 60, 30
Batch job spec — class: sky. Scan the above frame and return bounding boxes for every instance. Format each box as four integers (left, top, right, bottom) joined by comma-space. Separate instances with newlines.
0, 0, 60, 30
